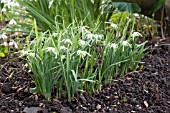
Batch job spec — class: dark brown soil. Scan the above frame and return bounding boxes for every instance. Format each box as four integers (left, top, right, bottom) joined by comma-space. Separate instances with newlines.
0, 38, 170, 113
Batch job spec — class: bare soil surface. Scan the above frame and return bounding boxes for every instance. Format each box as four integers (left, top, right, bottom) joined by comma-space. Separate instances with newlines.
0, 38, 170, 113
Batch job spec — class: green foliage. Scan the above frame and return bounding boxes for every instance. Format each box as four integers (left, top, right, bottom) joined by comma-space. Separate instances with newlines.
0, 45, 9, 57
152, 0, 165, 14
22, 15, 147, 101
1, 0, 148, 102
17, 0, 107, 31
111, 2, 141, 13
110, 12, 158, 39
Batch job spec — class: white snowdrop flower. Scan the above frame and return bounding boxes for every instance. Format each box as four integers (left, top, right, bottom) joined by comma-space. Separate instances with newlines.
9, 19, 17, 25
64, 39, 72, 46
111, 23, 118, 29
132, 32, 142, 38
9, 42, 13, 46
86, 33, 93, 40
28, 70, 31, 73
20, 50, 28, 56
155, 44, 158, 47
61, 55, 66, 61
60, 46, 67, 51
0, 34, 8, 39
10, 2, 20, 7
15, 12, 20, 15
133, 13, 140, 18
24, 63, 28, 68
80, 26, 89, 33
9, 40, 18, 49
122, 41, 130, 46
90, 0, 94, 4
77, 50, 91, 59
3, 42, 8, 46
103, 41, 106, 44
46, 47, 58, 58
52, 33, 58, 37
1, 8, 7, 13
79, 39, 86, 46
94, 34, 103, 40
1, 0, 11, 3
105, 22, 118, 29
49, 0, 54, 8
28, 52, 36, 57
110, 43, 118, 49
122, 41, 131, 52
46, 47, 56, 53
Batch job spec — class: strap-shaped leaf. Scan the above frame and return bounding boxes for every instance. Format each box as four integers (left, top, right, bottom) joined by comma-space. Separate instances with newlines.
151, 0, 165, 14
112, 2, 141, 13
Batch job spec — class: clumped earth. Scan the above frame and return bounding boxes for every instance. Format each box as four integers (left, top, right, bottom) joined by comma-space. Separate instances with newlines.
0, 38, 170, 113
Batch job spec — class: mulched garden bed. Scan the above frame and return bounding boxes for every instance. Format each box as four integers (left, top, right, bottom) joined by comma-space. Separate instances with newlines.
0, 38, 170, 113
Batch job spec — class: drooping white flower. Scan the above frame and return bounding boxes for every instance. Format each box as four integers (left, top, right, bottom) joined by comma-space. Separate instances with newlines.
86, 33, 93, 40
105, 22, 118, 29
61, 55, 66, 61
133, 13, 140, 18
80, 26, 89, 33
3, 42, 8, 46
1, 8, 7, 13
52, 33, 58, 37
28, 52, 36, 57
48, 0, 54, 8
90, 0, 94, 4
9, 19, 17, 25
1, 0, 11, 4
9, 40, 18, 48
64, 39, 72, 46
60, 46, 67, 51
0, 34, 8, 39
94, 34, 103, 40
10, 2, 20, 7
77, 50, 91, 59
122, 41, 131, 47
110, 43, 118, 50
111, 23, 118, 29
46, 47, 56, 53
46, 47, 58, 58
122, 41, 131, 52
132, 32, 142, 38
15, 12, 20, 15
79, 39, 86, 46
20, 50, 29, 56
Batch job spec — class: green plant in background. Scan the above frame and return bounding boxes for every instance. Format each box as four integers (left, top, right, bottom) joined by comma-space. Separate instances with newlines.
0, 33, 9, 57
111, 2, 141, 13
0, 45, 9, 57
17, 0, 110, 31
110, 11, 158, 39
0, 0, 34, 36
151, 0, 165, 15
